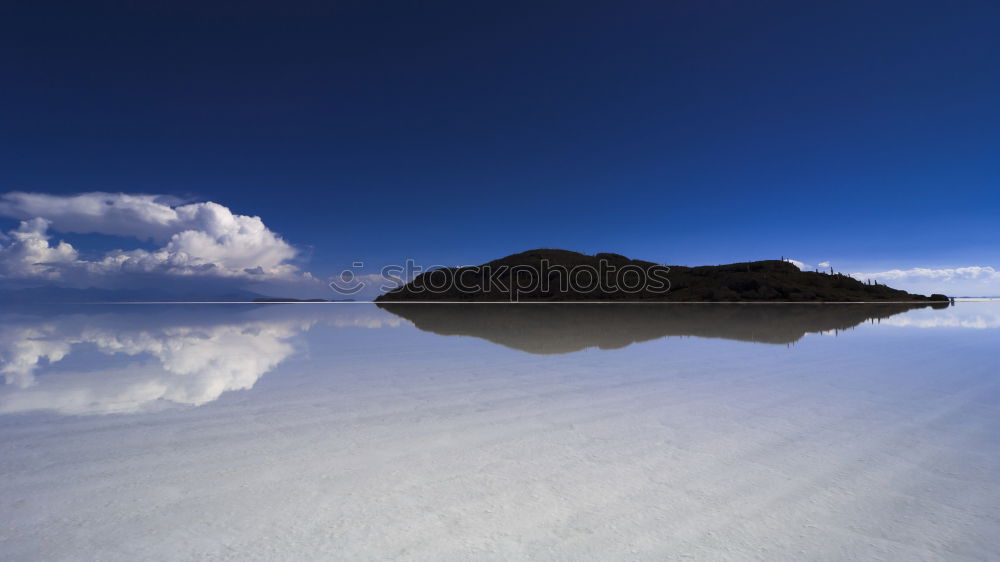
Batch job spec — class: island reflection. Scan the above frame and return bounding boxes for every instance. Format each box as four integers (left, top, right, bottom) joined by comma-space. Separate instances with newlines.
379, 302, 947, 354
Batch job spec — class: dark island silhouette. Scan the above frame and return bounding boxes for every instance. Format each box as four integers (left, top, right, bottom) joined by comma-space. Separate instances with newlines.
378, 302, 947, 353
376, 249, 948, 302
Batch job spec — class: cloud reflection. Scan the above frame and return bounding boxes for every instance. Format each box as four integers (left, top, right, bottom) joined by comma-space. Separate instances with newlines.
0, 305, 400, 416
880, 310, 1000, 329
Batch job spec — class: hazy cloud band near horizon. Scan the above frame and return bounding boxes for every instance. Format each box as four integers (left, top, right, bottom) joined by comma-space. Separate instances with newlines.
788, 259, 1000, 297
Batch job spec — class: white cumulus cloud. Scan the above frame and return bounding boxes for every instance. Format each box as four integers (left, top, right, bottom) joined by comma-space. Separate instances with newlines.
0, 192, 184, 241
0, 192, 309, 286
0, 218, 79, 279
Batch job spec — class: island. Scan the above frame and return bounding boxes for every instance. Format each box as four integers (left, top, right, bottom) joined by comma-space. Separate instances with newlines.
375, 249, 949, 302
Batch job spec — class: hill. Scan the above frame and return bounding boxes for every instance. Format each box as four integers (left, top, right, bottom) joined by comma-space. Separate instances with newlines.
375, 249, 948, 302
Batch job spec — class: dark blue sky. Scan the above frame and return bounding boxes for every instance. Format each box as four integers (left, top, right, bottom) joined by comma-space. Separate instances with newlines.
2, 0, 998, 278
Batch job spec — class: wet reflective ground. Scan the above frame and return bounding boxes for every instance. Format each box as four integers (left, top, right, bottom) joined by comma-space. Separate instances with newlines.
1, 302, 998, 560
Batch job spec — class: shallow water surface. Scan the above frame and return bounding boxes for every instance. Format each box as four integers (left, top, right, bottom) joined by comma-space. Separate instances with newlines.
1, 302, 998, 560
